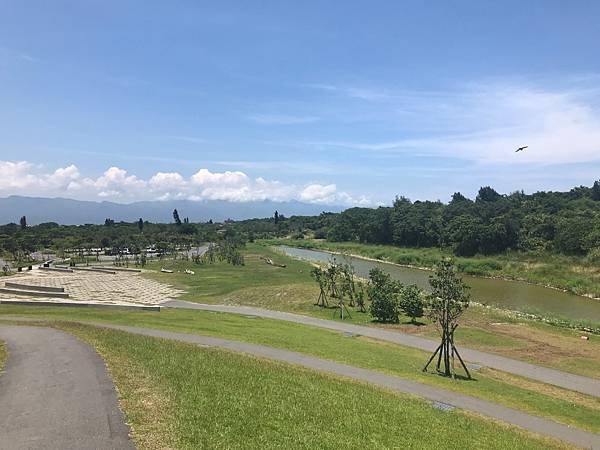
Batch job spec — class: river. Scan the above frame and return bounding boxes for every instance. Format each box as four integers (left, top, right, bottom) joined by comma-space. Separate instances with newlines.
277, 245, 600, 324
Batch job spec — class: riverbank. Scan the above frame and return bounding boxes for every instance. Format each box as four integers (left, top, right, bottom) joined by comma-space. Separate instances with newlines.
132, 243, 600, 378
265, 239, 600, 299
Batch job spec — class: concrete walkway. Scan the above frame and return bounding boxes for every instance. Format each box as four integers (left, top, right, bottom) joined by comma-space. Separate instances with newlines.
0, 326, 134, 450
85, 322, 600, 449
164, 300, 600, 398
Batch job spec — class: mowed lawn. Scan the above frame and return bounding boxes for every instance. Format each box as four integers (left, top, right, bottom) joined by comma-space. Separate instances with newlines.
2, 307, 599, 434
54, 322, 562, 450
145, 243, 314, 301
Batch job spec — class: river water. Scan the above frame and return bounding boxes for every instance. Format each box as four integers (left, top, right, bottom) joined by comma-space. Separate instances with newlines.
277, 245, 600, 324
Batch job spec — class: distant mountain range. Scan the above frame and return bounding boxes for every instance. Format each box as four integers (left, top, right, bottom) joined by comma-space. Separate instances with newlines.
0, 196, 345, 225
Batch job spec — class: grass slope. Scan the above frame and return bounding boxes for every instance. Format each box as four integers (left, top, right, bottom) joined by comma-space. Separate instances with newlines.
59, 322, 562, 450
2, 307, 599, 434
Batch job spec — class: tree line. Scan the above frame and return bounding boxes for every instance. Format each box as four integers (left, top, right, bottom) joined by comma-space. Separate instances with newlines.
323, 181, 600, 257
1, 181, 599, 261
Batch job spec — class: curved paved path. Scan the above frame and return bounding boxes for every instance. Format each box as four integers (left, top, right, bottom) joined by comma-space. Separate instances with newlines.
0, 325, 134, 450
88, 322, 600, 449
164, 300, 600, 398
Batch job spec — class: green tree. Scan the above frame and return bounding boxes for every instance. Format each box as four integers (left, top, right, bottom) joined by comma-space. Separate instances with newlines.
137, 218, 144, 232
592, 180, 600, 201
368, 268, 401, 323
476, 186, 501, 203
399, 284, 424, 323
425, 259, 470, 377
19, 216, 27, 229
173, 209, 182, 225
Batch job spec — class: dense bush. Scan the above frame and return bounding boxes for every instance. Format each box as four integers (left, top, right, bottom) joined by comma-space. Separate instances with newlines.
399, 284, 424, 323
368, 268, 402, 323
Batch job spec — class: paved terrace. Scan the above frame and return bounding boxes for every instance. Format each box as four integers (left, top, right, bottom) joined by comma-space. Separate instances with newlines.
0, 268, 184, 305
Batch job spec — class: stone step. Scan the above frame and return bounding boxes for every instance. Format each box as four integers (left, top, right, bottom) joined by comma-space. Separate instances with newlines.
4, 282, 65, 293
0, 298, 160, 311
0, 287, 70, 298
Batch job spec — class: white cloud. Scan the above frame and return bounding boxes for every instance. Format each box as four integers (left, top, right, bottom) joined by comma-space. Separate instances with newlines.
92, 167, 146, 198
0, 161, 38, 189
0, 161, 368, 206
300, 184, 337, 203
149, 172, 186, 189
191, 168, 249, 186
46, 164, 81, 190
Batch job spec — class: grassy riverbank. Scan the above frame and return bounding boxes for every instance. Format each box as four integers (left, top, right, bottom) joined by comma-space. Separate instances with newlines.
138, 243, 600, 378
48, 322, 561, 449
2, 307, 600, 434
266, 239, 600, 298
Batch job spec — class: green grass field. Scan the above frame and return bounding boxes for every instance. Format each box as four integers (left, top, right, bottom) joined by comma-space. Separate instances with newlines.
53, 322, 562, 450
269, 239, 600, 298
146, 243, 314, 299
2, 306, 599, 434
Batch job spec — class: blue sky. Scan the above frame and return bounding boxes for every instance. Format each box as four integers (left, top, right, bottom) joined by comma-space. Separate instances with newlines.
1, 1, 599, 205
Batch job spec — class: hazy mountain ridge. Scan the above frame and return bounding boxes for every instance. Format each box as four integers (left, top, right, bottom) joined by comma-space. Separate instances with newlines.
0, 196, 344, 225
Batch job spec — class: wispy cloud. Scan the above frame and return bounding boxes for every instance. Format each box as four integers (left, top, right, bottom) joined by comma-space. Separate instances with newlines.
160, 135, 207, 145
0, 46, 38, 63
212, 159, 339, 175
248, 114, 320, 125
303, 83, 391, 101
302, 80, 600, 165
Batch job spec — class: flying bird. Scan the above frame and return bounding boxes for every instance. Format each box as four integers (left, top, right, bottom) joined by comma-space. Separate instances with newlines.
515, 145, 528, 153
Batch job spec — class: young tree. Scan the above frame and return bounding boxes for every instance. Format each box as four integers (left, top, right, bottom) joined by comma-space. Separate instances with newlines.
311, 266, 329, 307
399, 284, 424, 324
368, 268, 401, 323
423, 259, 471, 378
355, 285, 367, 313
274, 210, 279, 224
137, 218, 144, 232
173, 209, 182, 225
19, 216, 27, 229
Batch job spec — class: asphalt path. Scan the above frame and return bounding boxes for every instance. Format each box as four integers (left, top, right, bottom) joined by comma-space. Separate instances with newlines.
164, 300, 600, 398
0, 325, 134, 450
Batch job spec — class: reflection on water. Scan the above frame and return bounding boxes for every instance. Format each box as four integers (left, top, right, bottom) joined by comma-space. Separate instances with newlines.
277, 245, 600, 324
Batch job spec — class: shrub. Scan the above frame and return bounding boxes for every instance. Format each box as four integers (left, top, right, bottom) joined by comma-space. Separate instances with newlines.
399, 284, 424, 323
368, 268, 402, 323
